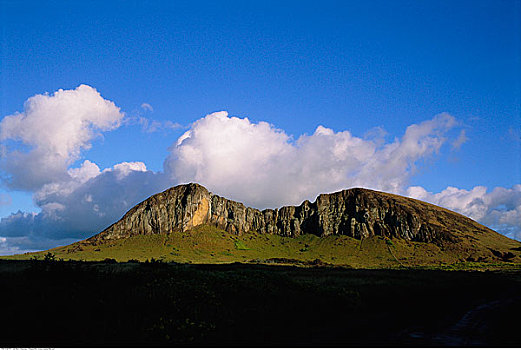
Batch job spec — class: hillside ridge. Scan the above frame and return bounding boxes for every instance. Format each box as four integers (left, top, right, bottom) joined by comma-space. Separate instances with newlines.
87, 183, 511, 247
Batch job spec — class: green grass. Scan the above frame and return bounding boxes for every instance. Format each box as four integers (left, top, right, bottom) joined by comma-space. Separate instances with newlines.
234, 240, 250, 250
3, 224, 520, 270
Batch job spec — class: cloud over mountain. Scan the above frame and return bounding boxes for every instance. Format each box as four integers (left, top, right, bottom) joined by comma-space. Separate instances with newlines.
166, 111, 457, 209
407, 185, 521, 241
0, 86, 520, 253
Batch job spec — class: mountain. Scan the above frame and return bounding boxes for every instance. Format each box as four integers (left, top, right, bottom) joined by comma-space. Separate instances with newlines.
12, 183, 521, 267
88, 183, 495, 243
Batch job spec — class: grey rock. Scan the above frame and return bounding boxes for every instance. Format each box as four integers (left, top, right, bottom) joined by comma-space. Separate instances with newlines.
87, 183, 489, 244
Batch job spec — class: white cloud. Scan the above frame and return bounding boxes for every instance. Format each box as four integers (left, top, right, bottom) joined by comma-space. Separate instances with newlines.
165, 111, 458, 209
0, 85, 124, 191
0, 236, 25, 255
452, 129, 468, 150
0, 163, 170, 243
1, 92, 519, 254
0, 235, 77, 256
0, 86, 172, 254
407, 184, 521, 240
141, 103, 154, 112
134, 116, 183, 133
110, 161, 147, 180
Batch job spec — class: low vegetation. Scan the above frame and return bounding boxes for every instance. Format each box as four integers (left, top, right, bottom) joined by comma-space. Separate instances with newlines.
6, 225, 520, 270
0, 259, 520, 346
2, 224, 521, 346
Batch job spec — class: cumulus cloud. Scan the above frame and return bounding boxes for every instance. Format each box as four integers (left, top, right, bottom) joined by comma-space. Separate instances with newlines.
165, 111, 458, 209
111, 161, 147, 179
0, 85, 124, 191
1, 91, 519, 254
164, 111, 520, 240
1, 159, 167, 245
0, 162, 170, 242
0, 86, 172, 253
407, 185, 521, 240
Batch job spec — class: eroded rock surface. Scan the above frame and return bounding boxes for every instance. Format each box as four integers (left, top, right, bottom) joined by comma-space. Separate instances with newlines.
88, 183, 497, 244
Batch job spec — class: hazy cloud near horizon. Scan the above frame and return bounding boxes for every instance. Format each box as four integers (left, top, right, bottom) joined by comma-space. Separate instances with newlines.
407, 185, 521, 240
0, 85, 520, 254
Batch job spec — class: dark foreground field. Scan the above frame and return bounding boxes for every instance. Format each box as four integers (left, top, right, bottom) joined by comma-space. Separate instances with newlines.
1, 260, 520, 347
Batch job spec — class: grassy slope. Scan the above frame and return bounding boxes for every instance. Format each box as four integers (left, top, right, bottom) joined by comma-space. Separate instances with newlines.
7, 224, 521, 269
7, 186, 521, 269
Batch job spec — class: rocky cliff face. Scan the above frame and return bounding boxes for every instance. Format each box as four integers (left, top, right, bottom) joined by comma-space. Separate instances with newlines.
88, 183, 497, 244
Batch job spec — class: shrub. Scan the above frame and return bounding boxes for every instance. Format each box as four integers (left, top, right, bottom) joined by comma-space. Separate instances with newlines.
43, 252, 56, 262
234, 240, 249, 250
144, 258, 166, 266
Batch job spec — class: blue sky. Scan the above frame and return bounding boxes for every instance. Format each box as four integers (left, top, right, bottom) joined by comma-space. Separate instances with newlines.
0, 0, 520, 253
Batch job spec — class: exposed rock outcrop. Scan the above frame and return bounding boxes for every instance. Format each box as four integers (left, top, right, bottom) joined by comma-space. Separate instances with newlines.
88, 183, 500, 245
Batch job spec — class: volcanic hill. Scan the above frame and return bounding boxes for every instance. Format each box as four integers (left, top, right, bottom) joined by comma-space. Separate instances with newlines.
14, 183, 521, 267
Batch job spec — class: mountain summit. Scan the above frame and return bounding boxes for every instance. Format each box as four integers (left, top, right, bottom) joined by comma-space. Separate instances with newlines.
11, 183, 518, 266
81, 183, 520, 263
